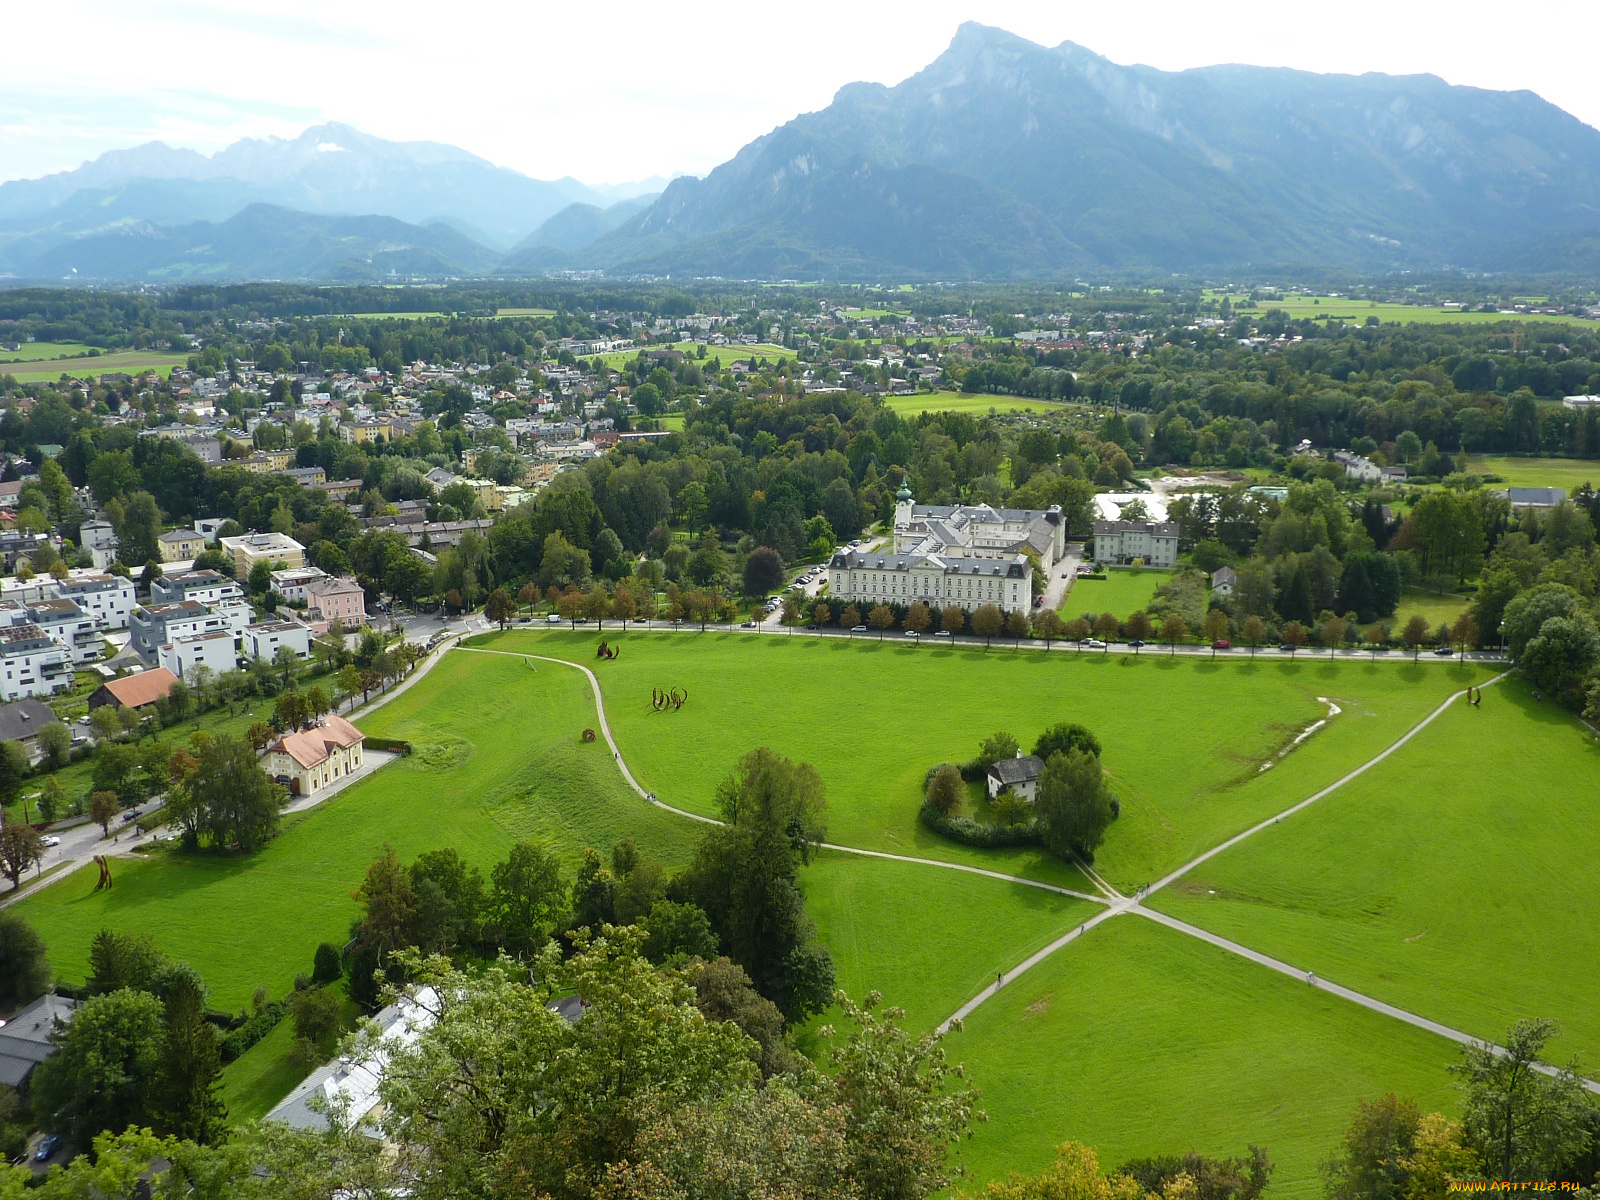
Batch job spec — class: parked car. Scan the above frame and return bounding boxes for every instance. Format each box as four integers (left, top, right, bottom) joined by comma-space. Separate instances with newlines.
903, 630, 920, 638
546, 613, 562, 624
121, 809, 142, 823
851, 624, 868, 632
934, 630, 952, 638
34, 1134, 62, 1162
1083, 638, 1107, 649
741, 621, 756, 628
39, 835, 60, 848
1033, 595, 1044, 607
1211, 639, 1231, 650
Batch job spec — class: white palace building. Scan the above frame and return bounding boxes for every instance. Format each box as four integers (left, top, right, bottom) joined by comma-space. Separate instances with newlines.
825, 485, 1065, 616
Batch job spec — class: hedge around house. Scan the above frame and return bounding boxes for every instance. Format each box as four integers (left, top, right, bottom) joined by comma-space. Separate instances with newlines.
220, 1000, 285, 1062
918, 802, 1042, 848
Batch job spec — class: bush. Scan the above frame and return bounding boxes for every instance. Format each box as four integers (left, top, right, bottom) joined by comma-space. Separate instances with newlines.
219, 999, 284, 1062
363, 736, 413, 755
919, 802, 1042, 848
924, 764, 963, 815
312, 942, 342, 985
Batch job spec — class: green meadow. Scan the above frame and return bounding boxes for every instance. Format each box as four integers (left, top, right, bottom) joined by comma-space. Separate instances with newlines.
948, 915, 1460, 1200
1466, 455, 1600, 492
1061, 569, 1170, 619
885, 391, 1067, 417
482, 632, 1492, 891
9, 629, 1565, 1185
1150, 675, 1600, 1066
1392, 587, 1473, 632
1211, 292, 1600, 330
0, 347, 187, 382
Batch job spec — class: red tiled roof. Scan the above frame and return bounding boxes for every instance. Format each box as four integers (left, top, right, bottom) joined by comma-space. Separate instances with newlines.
267, 713, 365, 770
98, 668, 178, 709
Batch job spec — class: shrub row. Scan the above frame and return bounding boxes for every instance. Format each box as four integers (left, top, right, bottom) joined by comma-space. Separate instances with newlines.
220, 999, 285, 1062
363, 736, 413, 755
918, 802, 1042, 848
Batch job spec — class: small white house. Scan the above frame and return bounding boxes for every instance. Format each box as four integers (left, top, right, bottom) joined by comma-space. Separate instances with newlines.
986, 753, 1045, 802
1211, 566, 1238, 597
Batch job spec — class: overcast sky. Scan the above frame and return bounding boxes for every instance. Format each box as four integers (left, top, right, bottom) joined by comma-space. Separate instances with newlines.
3, 0, 1596, 186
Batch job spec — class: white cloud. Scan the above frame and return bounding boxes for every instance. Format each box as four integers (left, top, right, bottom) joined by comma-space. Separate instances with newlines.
0, 0, 1594, 186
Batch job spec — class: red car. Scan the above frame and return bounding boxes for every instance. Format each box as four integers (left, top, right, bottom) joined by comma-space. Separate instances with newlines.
1211, 639, 1231, 650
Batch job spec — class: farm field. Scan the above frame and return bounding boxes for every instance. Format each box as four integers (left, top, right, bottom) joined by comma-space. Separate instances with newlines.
885, 391, 1068, 416
1213, 293, 1600, 330
1149, 675, 1600, 1066
1466, 455, 1600, 491
0, 341, 109, 363
485, 631, 1493, 891
3, 348, 186, 382
948, 915, 1459, 1198
1392, 586, 1472, 633
1061, 569, 1169, 619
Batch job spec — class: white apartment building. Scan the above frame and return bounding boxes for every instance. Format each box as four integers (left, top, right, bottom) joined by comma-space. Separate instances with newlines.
0, 598, 103, 665
242, 621, 313, 662
268, 566, 328, 604
55, 573, 137, 630
1090, 520, 1180, 568
151, 569, 244, 608
0, 623, 75, 701
219, 532, 305, 577
892, 493, 1067, 570
159, 631, 239, 680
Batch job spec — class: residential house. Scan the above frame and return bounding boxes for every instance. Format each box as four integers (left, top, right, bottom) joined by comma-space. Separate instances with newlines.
320, 478, 364, 502
129, 600, 231, 660
219, 532, 305, 577
157, 528, 208, 563
1, 598, 102, 664
1334, 450, 1383, 483
269, 565, 328, 604
88, 667, 178, 712
0, 623, 75, 701
54, 573, 136, 630
159, 631, 238, 680
0, 995, 78, 1091
1211, 567, 1238, 597
278, 466, 326, 487
151, 569, 243, 607
265, 987, 437, 1135
0, 697, 65, 764
1090, 520, 1180, 568
304, 576, 366, 625
243, 621, 313, 662
263, 714, 365, 796
79, 519, 119, 569
341, 419, 392, 445
987, 754, 1045, 802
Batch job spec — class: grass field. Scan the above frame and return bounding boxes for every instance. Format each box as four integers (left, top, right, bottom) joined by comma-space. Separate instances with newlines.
1213, 293, 1600, 330
885, 392, 1069, 417
1465, 456, 1600, 491
0, 341, 104, 363
1150, 675, 1600, 1067
1061, 569, 1169, 619
3, 349, 186, 383
485, 632, 1492, 891
11, 628, 1569, 1173
593, 343, 793, 371
948, 915, 1459, 1198
1392, 587, 1472, 633
13, 652, 701, 1010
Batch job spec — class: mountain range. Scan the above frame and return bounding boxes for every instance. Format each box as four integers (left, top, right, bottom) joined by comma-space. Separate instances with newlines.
5, 26, 1600, 282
